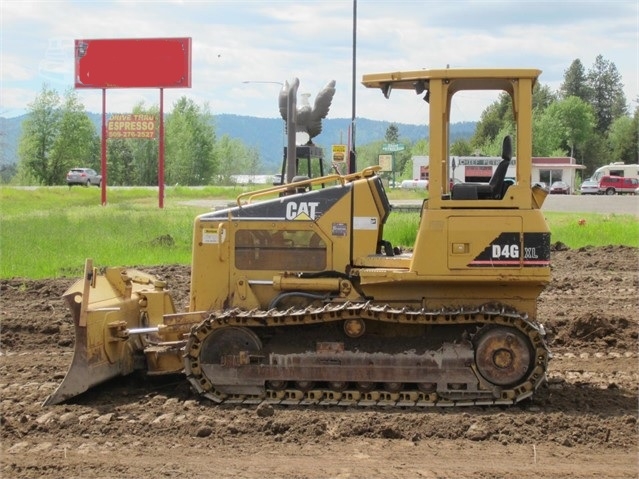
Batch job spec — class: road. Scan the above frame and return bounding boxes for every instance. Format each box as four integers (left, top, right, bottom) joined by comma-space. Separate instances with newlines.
541, 194, 638, 217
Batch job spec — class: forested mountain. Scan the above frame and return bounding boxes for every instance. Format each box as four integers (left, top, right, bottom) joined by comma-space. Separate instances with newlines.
0, 113, 475, 172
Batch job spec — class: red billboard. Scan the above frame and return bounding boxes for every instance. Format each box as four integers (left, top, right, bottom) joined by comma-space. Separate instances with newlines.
75, 38, 191, 88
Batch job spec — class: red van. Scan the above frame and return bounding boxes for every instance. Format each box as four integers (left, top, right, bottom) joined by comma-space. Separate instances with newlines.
598, 176, 639, 195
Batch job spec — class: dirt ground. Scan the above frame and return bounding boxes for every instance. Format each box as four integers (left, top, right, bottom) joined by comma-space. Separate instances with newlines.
1, 244, 637, 479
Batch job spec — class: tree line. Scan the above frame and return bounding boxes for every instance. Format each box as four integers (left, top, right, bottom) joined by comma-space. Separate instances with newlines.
11, 54, 636, 186
14, 92, 261, 186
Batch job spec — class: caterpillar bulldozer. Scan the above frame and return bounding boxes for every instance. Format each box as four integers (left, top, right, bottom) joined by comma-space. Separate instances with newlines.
45, 68, 551, 408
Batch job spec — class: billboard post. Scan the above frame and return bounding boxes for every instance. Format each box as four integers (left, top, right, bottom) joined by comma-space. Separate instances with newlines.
101, 89, 107, 205
159, 89, 165, 208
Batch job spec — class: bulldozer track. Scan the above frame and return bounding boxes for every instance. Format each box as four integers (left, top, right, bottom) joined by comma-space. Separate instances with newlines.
184, 302, 549, 407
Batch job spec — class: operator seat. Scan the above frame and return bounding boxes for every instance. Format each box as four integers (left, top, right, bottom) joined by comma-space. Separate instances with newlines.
451, 135, 513, 200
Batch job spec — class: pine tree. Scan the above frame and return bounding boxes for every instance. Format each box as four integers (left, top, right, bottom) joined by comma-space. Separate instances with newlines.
560, 59, 592, 101
587, 55, 628, 133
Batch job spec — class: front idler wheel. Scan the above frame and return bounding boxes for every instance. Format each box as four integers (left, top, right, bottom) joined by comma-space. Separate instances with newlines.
199, 326, 262, 365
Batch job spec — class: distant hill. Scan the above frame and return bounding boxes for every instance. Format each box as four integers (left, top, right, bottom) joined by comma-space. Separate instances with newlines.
0, 116, 23, 168
0, 113, 475, 172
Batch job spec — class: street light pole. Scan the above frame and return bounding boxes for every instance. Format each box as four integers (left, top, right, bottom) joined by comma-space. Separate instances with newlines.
242, 81, 283, 86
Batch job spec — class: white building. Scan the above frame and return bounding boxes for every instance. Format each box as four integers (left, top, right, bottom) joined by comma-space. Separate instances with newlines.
412, 156, 585, 190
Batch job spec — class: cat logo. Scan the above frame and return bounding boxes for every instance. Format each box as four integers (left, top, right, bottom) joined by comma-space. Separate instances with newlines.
285, 201, 319, 220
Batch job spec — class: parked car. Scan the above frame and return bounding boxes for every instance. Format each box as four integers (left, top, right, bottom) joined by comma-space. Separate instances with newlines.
67, 168, 101, 187
598, 175, 639, 195
549, 181, 570, 195
579, 178, 599, 195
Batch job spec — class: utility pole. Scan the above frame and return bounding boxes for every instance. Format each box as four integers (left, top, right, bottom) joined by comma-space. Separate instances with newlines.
349, 0, 357, 174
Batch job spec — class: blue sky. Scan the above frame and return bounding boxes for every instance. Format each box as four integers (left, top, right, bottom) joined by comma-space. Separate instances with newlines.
1, 0, 637, 125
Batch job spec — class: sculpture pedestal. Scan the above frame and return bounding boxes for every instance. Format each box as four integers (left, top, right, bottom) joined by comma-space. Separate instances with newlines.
281, 145, 325, 182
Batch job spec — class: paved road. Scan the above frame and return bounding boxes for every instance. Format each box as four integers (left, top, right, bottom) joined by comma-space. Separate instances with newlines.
390, 195, 639, 217
541, 194, 638, 217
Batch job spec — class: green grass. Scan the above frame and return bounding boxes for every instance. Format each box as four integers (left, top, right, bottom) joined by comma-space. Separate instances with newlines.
1, 186, 637, 279
1, 187, 211, 278
384, 211, 639, 250
542, 212, 639, 248
1, 202, 204, 279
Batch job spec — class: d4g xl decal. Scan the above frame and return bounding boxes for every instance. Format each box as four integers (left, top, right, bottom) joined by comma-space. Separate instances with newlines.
469, 232, 550, 267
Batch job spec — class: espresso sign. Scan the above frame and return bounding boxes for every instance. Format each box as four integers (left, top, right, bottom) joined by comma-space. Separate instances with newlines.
107, 114, 156, 139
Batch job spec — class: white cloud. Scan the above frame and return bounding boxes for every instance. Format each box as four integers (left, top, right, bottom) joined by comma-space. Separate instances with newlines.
1, 55, 36, 82
0, 87, 40, 115
1, 0, 637, 125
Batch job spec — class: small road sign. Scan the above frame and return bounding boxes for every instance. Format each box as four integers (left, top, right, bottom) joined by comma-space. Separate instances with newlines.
382, 143, 405, 152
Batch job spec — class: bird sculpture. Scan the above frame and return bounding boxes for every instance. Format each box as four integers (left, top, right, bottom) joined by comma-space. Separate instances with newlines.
279, 79, 336, 145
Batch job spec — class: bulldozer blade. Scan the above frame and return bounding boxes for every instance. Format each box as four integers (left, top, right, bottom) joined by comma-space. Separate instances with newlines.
42, 310, 92, 406
43, 259, 145, 406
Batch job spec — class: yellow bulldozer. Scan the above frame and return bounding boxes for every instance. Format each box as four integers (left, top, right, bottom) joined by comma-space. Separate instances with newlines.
45, 67, 551, 407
